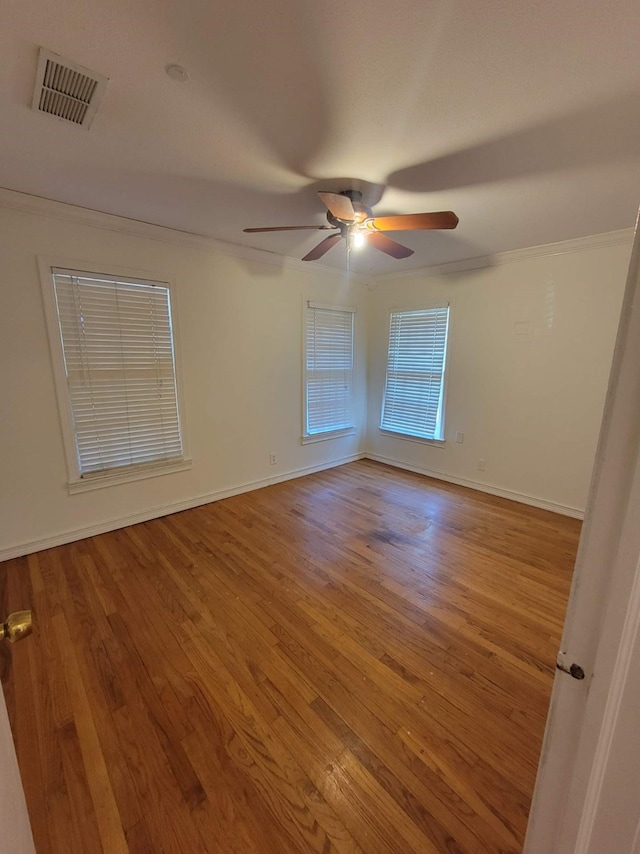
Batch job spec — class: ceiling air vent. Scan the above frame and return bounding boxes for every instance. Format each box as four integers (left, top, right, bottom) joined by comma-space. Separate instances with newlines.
31, 49, 107, 129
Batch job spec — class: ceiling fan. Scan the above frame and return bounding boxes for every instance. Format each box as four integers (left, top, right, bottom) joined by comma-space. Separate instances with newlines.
243, 190, 459, 261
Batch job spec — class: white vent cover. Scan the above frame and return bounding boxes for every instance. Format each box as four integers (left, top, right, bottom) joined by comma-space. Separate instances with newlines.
31, 49, 107, 129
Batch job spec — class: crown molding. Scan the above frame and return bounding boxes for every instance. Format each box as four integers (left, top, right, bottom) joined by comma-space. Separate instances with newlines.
1, 186, 631, 288
0, 187, 372, 287
371, 227, 635, 286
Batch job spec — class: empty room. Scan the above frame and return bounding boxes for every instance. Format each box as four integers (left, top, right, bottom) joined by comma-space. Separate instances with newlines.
2, 2, 640, 853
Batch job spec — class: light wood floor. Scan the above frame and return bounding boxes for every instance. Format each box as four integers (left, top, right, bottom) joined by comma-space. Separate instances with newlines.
1, 460, 580, 853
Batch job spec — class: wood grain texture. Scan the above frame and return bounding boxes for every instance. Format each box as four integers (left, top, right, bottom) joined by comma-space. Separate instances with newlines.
0, 460, 579, 853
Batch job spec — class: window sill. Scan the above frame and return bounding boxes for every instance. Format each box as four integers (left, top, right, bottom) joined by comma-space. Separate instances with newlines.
301, 427, 356, 445
378, 428, 445, 448
68, 458, 193, 494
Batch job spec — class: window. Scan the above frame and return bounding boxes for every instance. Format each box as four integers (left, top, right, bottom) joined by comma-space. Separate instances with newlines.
304, 302, 355, 441
380, 305, 450, 442
45, 266, 187, 489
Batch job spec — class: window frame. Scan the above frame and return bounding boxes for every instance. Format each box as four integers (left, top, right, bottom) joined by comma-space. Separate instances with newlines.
39, 257, 191, 492
379, 303, 451, 446
302, 300, 357, 444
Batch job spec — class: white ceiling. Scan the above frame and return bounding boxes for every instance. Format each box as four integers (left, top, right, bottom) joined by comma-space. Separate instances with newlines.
2, 0, 640, 275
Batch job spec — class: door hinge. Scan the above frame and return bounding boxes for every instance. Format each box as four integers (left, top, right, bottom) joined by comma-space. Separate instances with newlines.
556, 651, 585, 680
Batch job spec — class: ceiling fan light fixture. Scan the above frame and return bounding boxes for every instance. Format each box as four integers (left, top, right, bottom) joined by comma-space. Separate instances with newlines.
242, 189, 458, 263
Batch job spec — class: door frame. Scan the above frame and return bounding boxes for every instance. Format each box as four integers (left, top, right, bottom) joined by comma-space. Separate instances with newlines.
0, 679, 35, 852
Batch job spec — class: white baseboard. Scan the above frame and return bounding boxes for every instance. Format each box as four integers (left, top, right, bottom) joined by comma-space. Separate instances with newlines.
364, 452, 584, 519
0, 453, 365, 561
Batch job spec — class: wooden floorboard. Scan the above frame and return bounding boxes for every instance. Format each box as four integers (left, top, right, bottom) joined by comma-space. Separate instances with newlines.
1, 459, 579, 853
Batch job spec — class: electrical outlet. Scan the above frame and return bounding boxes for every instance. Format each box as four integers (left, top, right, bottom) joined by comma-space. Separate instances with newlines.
477, 459, 486, 472
269, 453, 277, 465
456, 431, 464, 443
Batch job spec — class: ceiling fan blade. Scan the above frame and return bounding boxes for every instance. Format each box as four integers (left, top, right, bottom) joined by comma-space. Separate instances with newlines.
302, 233, 343, 261
366, 231, 414, 259
318, 192, 356, 221
366, 211, 459, 232
244, 225, 332, 233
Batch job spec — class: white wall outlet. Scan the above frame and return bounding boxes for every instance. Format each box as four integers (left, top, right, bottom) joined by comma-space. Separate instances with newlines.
456, 431, 464, 443
269, 453, 277, 465
477, 459, 486, 472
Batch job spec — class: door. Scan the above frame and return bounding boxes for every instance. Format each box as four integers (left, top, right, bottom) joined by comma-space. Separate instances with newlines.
525, 212, 640, 853
0, 659, 35, 852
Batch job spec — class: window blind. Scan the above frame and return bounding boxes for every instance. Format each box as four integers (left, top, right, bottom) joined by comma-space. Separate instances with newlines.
305, 304, 354, 435
52, 269, 184, 476
381, 305, 450, 440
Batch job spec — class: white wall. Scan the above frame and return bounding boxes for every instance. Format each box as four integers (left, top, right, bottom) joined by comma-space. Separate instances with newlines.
0, 195, 368, 558
366, 238, 630, 516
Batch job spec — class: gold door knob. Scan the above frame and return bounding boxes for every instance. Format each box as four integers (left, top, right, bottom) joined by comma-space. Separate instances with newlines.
2, 611, 33, 643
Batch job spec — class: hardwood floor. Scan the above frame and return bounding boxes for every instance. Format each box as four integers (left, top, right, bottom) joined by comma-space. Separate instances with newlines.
1, 460, 580, 853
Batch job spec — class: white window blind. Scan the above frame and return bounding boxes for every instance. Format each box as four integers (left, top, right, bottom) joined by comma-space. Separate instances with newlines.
305, 303, 355, 436
51, 269, 184, 477
381, 305, 450, 441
